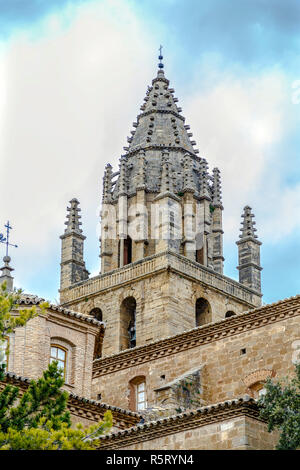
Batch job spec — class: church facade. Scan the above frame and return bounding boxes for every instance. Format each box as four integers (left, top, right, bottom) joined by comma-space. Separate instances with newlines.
1, 55, 299, 450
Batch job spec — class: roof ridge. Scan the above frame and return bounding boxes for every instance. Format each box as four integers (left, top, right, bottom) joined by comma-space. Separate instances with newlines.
19, 294, 104, 327
100, 395, 257, 439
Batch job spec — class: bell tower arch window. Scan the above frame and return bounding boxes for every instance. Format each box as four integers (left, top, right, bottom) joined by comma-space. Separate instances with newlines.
120, 297, 136, 351
118, 236, 132, 267
225, 310, 236, 318
195, 298, 212, 326
89, 307, 103, 322
124, 236, 132, 265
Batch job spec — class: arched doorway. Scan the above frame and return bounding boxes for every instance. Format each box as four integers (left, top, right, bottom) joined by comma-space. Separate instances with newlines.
120, 297, 136, 351
195, 298, 212, 326
89, 308, 103, 322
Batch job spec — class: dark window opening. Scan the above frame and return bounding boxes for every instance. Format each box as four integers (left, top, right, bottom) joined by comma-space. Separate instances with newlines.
195, 298, 212, 327
89, 308, 103, 322
225, 311, 236, 318
196, 248, 204, 264
120, 297, 136, 351
124, 236, 132, 265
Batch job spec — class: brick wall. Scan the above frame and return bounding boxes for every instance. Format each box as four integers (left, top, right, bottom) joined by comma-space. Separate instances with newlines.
7, 307, 100, 398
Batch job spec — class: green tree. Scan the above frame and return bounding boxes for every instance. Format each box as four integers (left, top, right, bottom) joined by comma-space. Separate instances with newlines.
0, 283, 112, 450
258, 363, 300, 450
0, 283, 41, 379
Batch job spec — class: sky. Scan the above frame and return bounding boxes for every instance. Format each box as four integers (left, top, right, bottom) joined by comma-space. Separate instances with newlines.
0, 0, 299, 305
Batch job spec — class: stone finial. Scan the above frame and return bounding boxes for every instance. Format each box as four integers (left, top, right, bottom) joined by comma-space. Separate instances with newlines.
239, 206, 258, 239
0, 255, 14, 292
183, 153, 195, 193
102, 163, 113, 203
137, 150, 146, 190
160, 151, 173, 194
212, 168, 223, 207
199, 159, 211, 199
119, 156, 128, 196
64, 199, 83, 235
236, 205, 262, 293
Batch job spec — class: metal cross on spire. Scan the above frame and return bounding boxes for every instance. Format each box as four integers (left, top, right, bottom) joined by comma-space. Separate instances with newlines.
0, 221, 18, 257
158, 45, 164, 69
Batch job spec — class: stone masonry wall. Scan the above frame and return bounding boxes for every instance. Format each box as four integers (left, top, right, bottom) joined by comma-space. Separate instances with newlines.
102, 416, 278, 450
63, 255, 253, 356
65, 268, 253, 357
92, 313, 299, 410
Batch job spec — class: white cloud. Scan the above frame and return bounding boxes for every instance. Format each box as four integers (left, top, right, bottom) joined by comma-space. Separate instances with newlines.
0, 0, 155, 296
0, 1, 299, 300
183, 68, 300, 242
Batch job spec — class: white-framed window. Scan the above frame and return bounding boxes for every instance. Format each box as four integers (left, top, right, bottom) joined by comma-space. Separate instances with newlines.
136, 381, 147, 410
0, 337, 8, 369
50, 345, 67, 380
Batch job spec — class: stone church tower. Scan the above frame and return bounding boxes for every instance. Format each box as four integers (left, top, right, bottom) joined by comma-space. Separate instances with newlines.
3, 51, 300, 451
59, 52, 262, 358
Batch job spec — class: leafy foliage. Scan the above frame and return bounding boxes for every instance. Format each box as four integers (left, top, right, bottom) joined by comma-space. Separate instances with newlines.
0, 282, 46, 339
0, 411, 113, 450
258, 364, 300, 450
0, 283, 112, 450
0, 361, 71, 433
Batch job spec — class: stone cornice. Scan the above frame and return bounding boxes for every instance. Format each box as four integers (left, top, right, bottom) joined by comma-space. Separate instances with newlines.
99, 396, 262, 449
1, 373, 140, 430
60, 231, 86, 241
60, 251, 262, 306
124, 143, 199, 160
236, 237, 262, 246
92, 294, 300, 377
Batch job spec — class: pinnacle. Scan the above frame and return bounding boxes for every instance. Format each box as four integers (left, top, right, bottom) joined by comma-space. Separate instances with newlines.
183, 153, 195, 193
160, 151, 174, 194
103, 164, 113, 203
64, 198, 83, 234
239, 206, 258, 239
199, 159, 211, 200
212, 167, 222, 207
119, 156, 128, 196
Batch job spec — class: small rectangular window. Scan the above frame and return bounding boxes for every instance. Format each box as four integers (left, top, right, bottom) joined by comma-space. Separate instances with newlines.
0, 338, 8, 370
136, 382, 147, 410
50, 345, 67, 379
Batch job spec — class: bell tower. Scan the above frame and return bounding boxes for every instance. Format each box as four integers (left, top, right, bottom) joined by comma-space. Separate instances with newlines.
98, 51, 224, 273
59, 50, 263, 357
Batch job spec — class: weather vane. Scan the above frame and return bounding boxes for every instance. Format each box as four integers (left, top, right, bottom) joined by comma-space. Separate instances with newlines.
0, 221, 18, 257
158, 45, 164, 69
